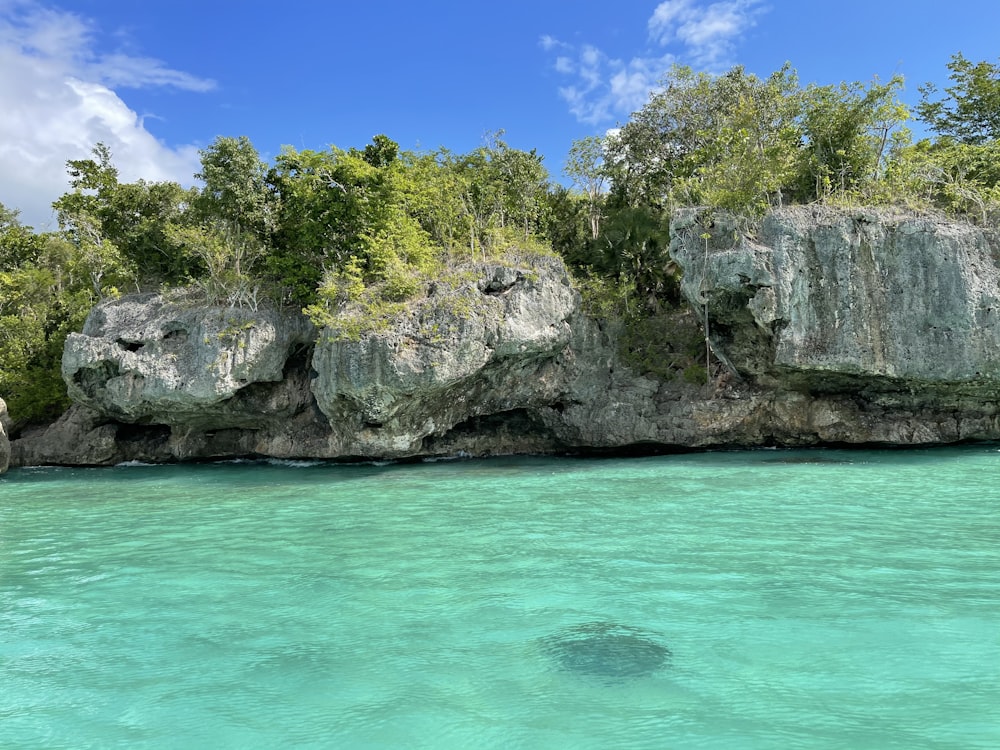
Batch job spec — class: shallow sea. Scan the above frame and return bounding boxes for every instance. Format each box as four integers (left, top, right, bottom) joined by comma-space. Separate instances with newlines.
1, 447, 999, 749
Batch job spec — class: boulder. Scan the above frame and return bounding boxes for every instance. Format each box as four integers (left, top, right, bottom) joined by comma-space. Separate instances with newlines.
62, 292, 316, 429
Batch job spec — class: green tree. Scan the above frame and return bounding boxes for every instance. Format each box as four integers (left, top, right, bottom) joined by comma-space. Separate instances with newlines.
564, 135, 607, 239
605, 64, 803, 215
53, 144, 197, 286
918, 53, 1000, 144
0, 203, 43, 268
0, 221, 95, 427
794, 76, 908, 201
194, 135, 275, 240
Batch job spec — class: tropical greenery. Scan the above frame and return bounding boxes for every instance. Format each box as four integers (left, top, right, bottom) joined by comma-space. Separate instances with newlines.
2, 54, 999, 426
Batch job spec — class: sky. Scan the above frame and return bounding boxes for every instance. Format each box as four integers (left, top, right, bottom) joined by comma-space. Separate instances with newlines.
1, 0, 999, 230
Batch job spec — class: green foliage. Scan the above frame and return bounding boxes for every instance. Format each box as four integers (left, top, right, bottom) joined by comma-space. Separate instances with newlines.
53, 143, 197, 286
0, 236, 95, 427
605, 64, 909, 217
564, 135, 607, 239
195, 136, 275, 240
0, 203, 44, 268
165, 222, 265, 308
794, 76, 907, 202
886, 139, 1000, 221
918, 53, 1000, 145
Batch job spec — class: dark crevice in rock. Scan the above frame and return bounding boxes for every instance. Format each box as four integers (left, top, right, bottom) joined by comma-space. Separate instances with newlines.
115, 423, 172, 462
116, 339, 144, 352
284, 343, 314, 378
478, 267, 521, 295
161, 324, 189, 345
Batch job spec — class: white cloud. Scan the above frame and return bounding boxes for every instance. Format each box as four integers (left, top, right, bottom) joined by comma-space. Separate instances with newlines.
0, 2, 213, 230
539, 34, 571, 52
649, 0, 764, 65
544, 0, 765, 124
556, 48, 675, 125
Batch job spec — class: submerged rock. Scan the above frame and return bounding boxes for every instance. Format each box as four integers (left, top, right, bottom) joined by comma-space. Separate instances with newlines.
540, 622, 671, 681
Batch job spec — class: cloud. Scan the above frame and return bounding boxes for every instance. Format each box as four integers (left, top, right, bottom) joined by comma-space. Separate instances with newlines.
648, 0, 764, 65
544, 0, 765, 124
555, 47, 675, 125
0, 2, 214, 230
538, 34, 571, 52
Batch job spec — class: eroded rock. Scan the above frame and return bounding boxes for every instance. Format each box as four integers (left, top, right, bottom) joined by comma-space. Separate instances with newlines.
670, 206, 1000, 391
0, 397, 10, 474
15, 213, 1000, 468
62, 292, 317, 428
311, 258, 578, 457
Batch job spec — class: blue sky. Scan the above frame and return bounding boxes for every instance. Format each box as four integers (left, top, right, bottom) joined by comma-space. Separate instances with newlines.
2, 0, 998, 229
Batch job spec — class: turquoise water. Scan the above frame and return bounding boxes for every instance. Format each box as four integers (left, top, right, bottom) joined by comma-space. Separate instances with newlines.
1, 448, 999, 749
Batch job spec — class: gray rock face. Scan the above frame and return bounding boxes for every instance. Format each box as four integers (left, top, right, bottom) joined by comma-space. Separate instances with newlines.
311, 259, 578, 457
14, 210, 1000, 467
62, 292, 316, 428
0, 397, 9, 474
670, 206, 1000, 391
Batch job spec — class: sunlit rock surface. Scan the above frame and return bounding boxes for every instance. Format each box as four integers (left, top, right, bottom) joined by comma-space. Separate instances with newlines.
13, 211, 1000, 467
0, 397, 10, 474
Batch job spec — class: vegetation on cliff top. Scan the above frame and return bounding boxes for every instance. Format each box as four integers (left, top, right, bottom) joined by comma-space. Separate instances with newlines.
2, 53, 1000, 426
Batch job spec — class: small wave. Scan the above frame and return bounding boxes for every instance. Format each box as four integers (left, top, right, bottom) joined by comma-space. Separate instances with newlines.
264, 458, 326, 468
422, 451, 472, 463
115, 460, 158, 467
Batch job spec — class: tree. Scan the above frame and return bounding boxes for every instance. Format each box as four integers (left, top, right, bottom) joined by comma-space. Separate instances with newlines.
605, 64, 803, 215
918, 53, 1000, 145
0, 215, 95, 427
195, 135, 275, 240
53, 144, 197, 286
0, 203, 43, 268
564, 135, 607, 239
795, 76, 908, 201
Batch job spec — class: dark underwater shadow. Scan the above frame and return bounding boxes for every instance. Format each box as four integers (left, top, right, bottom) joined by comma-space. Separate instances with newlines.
539, 621, 671, 684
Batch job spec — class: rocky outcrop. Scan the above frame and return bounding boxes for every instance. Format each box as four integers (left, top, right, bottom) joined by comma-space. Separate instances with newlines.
670, 207, 1000, 393
13, 258, 588, 464
664, 206, 1000, 443
311, 261, 578, 457
62, 291, 317, 429
0, 397, 10, 474
12, 207, 1000, 467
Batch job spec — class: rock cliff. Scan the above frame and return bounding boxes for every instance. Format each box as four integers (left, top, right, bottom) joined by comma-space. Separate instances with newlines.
0, 397, 10, 474
11, 207, 1000, 466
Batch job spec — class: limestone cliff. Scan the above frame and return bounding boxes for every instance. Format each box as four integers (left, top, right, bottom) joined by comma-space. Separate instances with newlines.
0, 397, 10, 474
11, 207, 1000, 466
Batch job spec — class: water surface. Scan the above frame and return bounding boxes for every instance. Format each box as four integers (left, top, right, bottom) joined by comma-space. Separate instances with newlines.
2, 448, 998, 748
